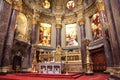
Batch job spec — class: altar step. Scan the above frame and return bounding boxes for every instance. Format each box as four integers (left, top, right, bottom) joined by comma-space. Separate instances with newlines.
16, 72, 83, 79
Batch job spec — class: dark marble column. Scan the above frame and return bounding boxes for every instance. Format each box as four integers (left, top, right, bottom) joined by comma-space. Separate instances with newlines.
103, 0, 120, 67
29, 16, 37, 69
79, 19, 86, 72
31, 17, 37, 44
98, 2, 114, 72
110, 0, 120, 47
55, 24, 62, 47
2, 9, 18, 67
0, 1, 12, 67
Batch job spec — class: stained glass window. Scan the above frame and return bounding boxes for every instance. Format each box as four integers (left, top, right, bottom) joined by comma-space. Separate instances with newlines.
39, 23, 51, 46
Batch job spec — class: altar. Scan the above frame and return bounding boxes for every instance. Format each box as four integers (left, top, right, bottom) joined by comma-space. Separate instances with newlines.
38, 62, 64, 74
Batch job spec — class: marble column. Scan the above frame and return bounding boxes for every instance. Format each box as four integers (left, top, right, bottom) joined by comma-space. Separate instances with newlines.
29, 15, 37, 70
55, 24, 62, 47
97, 1, 114, 72
110, 0, 120, 47
31, 15, 37, 44
1, 0, 22, 72
0, 1, 12, 67
79, 18, 86, 72
103, 0, 120, 67
2, 9, 18, 67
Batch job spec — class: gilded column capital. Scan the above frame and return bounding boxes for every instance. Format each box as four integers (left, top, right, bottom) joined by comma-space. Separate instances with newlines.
32, 17, 37, 24
5, 0, 12, 4
32, 13, 37, 24
79, 18, 85, 25
6, 0, 22, 11
55, 24, 62, 29
97, 0, 104, 11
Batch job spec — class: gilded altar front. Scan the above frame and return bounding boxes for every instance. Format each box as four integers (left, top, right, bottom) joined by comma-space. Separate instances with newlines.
38, 46, 83, 73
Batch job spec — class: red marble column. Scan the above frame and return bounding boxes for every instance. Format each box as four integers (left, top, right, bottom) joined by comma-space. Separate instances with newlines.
0, 1, 12, 67
55, 24, 62, 47
103, 0, 120, 67
79, 19, 86, 72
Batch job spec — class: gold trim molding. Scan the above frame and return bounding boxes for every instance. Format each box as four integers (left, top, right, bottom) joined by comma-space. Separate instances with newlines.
97, 1, 104, 11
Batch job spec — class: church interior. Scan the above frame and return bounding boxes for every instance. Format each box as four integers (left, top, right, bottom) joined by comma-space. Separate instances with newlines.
0, 0, 120, 80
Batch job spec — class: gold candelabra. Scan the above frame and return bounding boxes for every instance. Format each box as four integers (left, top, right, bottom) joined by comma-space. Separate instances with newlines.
83, 39, 94, 75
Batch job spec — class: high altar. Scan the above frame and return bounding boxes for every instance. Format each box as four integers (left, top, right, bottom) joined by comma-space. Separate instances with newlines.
32, 46, 83, 74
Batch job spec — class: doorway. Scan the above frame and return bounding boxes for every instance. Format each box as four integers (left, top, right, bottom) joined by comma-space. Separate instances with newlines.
90, 46, 107, 72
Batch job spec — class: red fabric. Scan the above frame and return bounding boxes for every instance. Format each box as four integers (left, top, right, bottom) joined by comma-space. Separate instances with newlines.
0, 73, 109, 80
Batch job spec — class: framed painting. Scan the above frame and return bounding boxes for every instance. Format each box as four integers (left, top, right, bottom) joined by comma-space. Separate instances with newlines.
62, 23, 80, 49
39, 23, 51, 46
91, 12, 103, 40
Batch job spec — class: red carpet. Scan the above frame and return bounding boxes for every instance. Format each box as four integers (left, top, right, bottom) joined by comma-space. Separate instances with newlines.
0, 73, 109, 80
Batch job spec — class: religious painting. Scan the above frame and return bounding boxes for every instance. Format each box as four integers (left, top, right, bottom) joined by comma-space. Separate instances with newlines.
65, 23, 78, 47
39, 23, 51, 46
91, 12, 103, 40
66, 0, 75, 10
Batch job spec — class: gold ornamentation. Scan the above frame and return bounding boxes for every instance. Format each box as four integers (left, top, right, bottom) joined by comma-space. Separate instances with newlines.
32, 46, 38, 72
6, 0, 23, 11
55, 24, 62, 29
79, 18, 85, 25
17, 34, 29, 42
12, 0, 22, 11
5, 0, 12, 4
64, 16, 77, 24
85, 4, 98, 17
32, 17, 37, 24
97, 1, 104, 11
